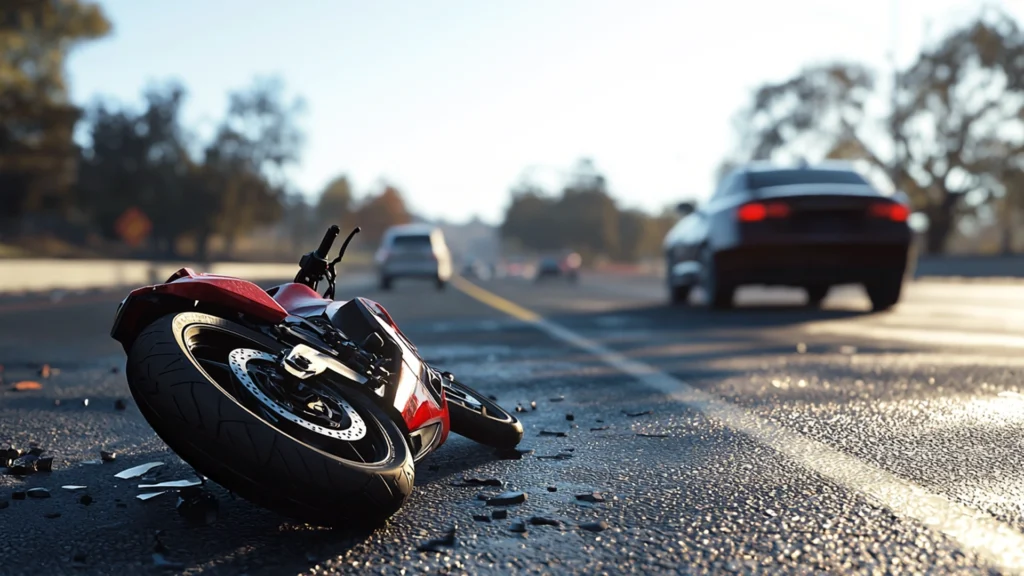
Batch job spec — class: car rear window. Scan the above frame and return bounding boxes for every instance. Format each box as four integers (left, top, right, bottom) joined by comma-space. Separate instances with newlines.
390, 234, 432, 248
746, 170, 868, 189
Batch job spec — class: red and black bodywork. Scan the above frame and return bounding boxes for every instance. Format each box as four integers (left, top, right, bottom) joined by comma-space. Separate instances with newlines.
111, 267, 450, 460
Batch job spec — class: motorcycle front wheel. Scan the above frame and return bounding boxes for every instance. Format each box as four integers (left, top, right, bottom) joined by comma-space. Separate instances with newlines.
125, 311, 415, 528
442, 375, 524, 449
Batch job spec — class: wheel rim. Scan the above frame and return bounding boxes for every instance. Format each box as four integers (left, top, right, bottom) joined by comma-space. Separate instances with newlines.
443, 377, 512, 422
180, 322, 393, 466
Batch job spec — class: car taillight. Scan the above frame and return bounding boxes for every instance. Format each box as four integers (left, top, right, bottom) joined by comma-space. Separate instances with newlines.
737, 201, 790, 222
868, 202, 910, 222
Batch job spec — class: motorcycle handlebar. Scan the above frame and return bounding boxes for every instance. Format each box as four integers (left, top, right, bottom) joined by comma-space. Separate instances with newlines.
316, 225, 341, 259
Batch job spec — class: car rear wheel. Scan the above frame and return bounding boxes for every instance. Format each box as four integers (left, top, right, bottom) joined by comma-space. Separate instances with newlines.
700, 247, 734, 310
865, 272, 903, 312
669, 284, 691, 306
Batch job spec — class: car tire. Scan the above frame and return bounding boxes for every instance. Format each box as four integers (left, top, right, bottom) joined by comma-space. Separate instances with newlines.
669, 284, 691, 306
700, 247, 734, 310
865, 272, 903, 312
379, 276, 392, 291
805, 285, 829, 308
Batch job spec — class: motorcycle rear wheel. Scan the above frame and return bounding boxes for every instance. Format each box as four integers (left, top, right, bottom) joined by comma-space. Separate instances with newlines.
443, 375, 524, 449
125, 311, 415, 528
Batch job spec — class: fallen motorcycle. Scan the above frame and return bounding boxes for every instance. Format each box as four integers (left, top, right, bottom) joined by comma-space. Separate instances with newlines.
110, 225, 523, 527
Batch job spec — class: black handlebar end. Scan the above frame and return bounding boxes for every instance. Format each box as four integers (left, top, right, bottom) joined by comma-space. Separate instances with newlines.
315, 225, 341, 259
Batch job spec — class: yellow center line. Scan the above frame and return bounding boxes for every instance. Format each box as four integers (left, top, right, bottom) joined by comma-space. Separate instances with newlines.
450, 276, 541, 323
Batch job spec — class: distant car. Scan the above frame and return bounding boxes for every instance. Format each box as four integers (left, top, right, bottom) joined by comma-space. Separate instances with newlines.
662, 163, 913, 311
534, 253, 581, 283
461, 259, 494, 281
375, 224, 453, 291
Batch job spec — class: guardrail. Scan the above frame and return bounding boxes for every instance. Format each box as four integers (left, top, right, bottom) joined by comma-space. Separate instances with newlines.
0, 259, 371, 295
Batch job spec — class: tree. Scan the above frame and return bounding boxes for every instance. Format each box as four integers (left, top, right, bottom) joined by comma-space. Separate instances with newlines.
724, 9, 1024, 254
316, 175, 354, 232
352, 184, 412, 245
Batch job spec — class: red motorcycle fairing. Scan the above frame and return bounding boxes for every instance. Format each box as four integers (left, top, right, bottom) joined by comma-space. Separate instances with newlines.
267, 282, 337, 317
111, 268, 288, 346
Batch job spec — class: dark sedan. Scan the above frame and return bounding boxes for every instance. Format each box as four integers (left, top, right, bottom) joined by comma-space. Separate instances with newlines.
663, 164, 914, 311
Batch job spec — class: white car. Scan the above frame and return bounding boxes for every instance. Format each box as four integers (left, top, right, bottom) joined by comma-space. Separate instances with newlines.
375, 224, 453, 291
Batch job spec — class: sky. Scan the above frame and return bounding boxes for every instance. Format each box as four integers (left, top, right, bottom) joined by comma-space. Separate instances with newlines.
67, 0, 1024, 225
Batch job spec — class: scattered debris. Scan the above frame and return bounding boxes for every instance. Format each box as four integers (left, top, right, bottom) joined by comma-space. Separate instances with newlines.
537, 453, 573, 461
43, 512, 61, 519
487, 394, 498, 401
565, 413, 575, 421
138, 479, 202, 489
417, 525, 457, 553
6, 455, 40, 475
451, 477, 502, 488
39, 364, 52, 378
590, 426, 610, 432
1, 446, 21, 465
509, 521, 528, 533
637, 432, 669, 438
26, 488, 51, 499
472, 514, 492, 523
494, 447, 533, 461
62, 485, 88, 491
79, 494, 94, 506
114, 462, 164, 479
137, 491, 169, 501
37, 457, 53, 472
152, 554, 184, 569
476, 491, 499, 501
530, 401, 537, 410
623, 409, 652, 417
114, 399, 128, 411
100, 451, 117, 463
12, 491, 26, 500
796, 342, 807, 354
28, 447, 44, 456
547, 486, 557, 492
539, 430, 568, 438
491, 509, 508, 520
11, 381, 42, 391
487, 491, 528, 506
575, 492, 606, 503
549, 396, 565, 403
82, 399, 89, 407
580, 520, 610, 532
176, 487, 219, 525
529, 516, 560, 527
81, 460, 103, 465
515, 405, 526, 413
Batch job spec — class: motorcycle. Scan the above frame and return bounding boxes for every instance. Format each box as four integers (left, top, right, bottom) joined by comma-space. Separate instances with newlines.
110, 225, 524, 527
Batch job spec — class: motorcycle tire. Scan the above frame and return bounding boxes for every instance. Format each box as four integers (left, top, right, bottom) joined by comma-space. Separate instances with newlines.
125, 311, 415, 528
443, 376, 524, 449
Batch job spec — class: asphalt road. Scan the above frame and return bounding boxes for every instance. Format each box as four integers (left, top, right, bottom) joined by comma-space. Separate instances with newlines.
2, 272, 1024, 575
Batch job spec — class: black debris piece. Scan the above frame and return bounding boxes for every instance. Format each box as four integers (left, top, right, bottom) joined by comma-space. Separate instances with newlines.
152, 554, 184, 569
476, 491, 499, 501
539, 430, 567, 438
637, 433, 669, 438
79, 494, 94, 506
43, 512, 61, 519
565, 413, 575, 421
472, 514, 492, 523
177, 487, 219, 525
549, 396, 564, 403
537, 453, 573, 461
494, 447, 533, 461
1, 446, 21, 465
590, 426, 610, 432
514, 405, 526, 413
7, 455, 39, 475
509, 521, 527, 533
111, 366, 120, 374
116, 502, 127, 508
529, 516, 560, 527
12, 491, 26, 500
575, 492, 606, 503
486, 491, 527, 506
100, 451, 117, 462
581, 520, 610, 532
114, 399, 127, 411
26, 488, 50, 499
72, 553, 87, 564
28, 447, 44, 457
417, 525, 457, 553
567, 448, 575, 452
36, 457, 53, 472
0, 500, 8, 509
452, 477, 503, 488
596, 419, 604, 423
487, 394, 498, 401
530, 401, 537, 410
491, 509, 508, 520
547, 486, 557, 492
623, 409, 653, 417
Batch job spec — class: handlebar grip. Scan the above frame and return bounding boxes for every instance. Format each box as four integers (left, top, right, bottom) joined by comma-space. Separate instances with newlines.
315, 225, 341, 259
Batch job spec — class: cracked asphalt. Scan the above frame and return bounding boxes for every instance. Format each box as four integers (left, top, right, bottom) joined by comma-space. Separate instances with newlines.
1, 272, 1023, 574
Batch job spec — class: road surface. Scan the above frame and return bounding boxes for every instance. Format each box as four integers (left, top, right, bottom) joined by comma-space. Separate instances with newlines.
1, 273, 1023, 575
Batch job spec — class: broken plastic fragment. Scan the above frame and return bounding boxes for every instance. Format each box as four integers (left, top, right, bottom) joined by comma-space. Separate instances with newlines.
575, 492, 606, 503
62, 485, 88, 491
79, 494, 94, 505
623, 409, 652, 417
451, 477, 502, 488
26, 488, 50, 499
11, 381, 42, 391
43, 512, 61, 519
486, 491, 527, 506
137, 491, 169, 501
81, 459, 102, 465
36, 457, 53, 472
417, 525, 457, 553
114, 462, 164, 479
100, 451, 117, 462
176, 487, 219, 525
138, 479, 202, 489
581, 520, 610, 532
539, 430, 568, 438
152, 554, 184, 569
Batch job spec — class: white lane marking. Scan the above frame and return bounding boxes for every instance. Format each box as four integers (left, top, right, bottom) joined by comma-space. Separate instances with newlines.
538, 318, 1024, 573
804, 322, 1024, 349
452, 279, 1024, 574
